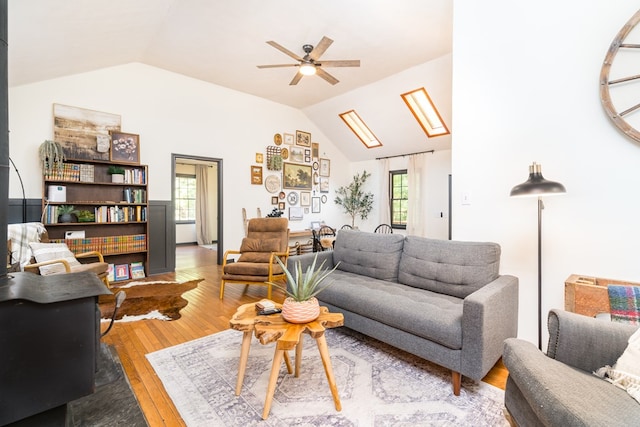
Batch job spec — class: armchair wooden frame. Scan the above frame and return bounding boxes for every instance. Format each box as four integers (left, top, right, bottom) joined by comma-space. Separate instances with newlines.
24, 250, 110, 288
220, 248, 290, 300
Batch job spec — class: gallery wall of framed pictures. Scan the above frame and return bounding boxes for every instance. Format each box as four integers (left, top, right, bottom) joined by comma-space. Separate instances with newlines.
251, 129, 332, 222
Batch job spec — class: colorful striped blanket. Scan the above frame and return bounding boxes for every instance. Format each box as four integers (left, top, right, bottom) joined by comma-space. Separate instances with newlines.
7, 222, 46, 270
608, 285, 640, 325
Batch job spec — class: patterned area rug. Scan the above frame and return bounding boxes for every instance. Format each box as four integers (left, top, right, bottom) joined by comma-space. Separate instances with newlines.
99, 279, 202, 322
147, 327, 508, 426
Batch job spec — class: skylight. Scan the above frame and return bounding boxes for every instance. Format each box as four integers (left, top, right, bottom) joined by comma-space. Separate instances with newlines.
338, 110, 382, 148
401, 88, 450, 137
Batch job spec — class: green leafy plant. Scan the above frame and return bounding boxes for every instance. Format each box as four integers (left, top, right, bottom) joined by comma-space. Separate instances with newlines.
107, 165, 125, 175
334, 170, 374, 228
57, 205, 78, 215
38, 139, 65, 175
77, 209, 95, 222
269, 254, 340, 302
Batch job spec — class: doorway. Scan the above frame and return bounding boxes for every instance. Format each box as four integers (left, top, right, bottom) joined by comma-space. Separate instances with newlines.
172, 154, 223, 266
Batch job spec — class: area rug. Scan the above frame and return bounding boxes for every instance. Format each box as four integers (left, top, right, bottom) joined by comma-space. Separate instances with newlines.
99, 279, 202, 322
147, 327, 508, 426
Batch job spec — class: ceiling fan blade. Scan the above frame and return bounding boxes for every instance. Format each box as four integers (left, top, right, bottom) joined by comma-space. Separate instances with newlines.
318, 60, 360, 67
266, 41, 302, 61
309, 36, 333, 61
316, 68, 339, 85
289, 72, 304, 86
257, 64, 298, 69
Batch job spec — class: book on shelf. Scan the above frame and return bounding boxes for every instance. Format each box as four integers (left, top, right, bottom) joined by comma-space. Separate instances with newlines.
130, 261, 145, 279
114, 264, 130, 281
107, 264, 115, 282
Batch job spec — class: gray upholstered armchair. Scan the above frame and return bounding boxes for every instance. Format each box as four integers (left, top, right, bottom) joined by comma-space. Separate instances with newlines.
503, 309, 640, 426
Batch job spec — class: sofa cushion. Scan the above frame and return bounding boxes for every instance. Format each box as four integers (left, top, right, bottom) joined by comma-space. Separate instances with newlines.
332, 230, 405, 281
319, 270, 464, 349
398, 236, 500, 298
29, 242, 81, 275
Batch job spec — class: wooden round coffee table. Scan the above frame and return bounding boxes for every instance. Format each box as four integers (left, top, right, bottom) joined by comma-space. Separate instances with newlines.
229, 302, 344, 419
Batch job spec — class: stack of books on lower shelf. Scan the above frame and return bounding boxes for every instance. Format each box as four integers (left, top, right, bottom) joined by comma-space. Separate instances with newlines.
51, 234, 147, 255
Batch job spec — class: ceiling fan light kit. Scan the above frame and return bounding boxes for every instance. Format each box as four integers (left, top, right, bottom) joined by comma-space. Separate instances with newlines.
257, 36, 360, 85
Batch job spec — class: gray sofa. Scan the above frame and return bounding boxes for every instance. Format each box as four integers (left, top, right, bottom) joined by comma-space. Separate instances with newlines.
503, 309, 640, 427
287, 230, 519, 395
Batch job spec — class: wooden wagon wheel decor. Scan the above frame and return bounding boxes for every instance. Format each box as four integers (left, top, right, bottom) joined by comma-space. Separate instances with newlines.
600, 9, 640, 144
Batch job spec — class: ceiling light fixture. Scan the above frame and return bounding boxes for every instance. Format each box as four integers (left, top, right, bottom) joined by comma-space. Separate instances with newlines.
339, 110, 382, 148
401, 88, 450, 137
299, 61, 317, 76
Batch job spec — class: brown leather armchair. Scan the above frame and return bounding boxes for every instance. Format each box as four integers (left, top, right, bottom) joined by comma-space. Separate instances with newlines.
220, 217, 290, 300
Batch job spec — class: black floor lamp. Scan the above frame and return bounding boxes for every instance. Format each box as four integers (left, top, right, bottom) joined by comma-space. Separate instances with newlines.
510, 162, 566, 350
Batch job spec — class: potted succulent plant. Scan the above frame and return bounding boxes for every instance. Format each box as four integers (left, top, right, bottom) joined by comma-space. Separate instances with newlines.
57, 205, 79, 223
107, 165, 126, 183
38, 139, 65, 177
270, 254, 340, 323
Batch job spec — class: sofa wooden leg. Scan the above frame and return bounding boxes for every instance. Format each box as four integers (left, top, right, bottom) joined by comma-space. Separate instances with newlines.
452, 371, 461, 396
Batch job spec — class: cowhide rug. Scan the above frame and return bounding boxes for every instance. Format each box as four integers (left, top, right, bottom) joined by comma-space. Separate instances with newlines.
99, 279, 202, 322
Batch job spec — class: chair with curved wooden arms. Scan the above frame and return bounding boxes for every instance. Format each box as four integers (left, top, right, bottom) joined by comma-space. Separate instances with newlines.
374, 224, 393, 234
25, 241, 110, 288
220, 217, 290, 300
313, 225, 336, 252
340, 224, 353, 230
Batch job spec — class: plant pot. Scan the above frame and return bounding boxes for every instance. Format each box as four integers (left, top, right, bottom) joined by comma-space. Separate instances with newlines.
281, 297, 320, 324
111, 174, 125, 183
58, 213, 78, 223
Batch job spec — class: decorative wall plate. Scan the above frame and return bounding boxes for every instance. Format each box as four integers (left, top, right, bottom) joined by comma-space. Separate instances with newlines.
264, 174, 281, 193
279, 191, 286, 199
274, 133, 282, 145
281, 147, 289, 159
287, 191, 299, 205
321, 195, 328, 203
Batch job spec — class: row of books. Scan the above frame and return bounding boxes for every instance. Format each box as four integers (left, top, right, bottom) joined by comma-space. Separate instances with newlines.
95, 205, 147, 223
123, 187, 147, 203
51, 234, 147, 255
108, 261, 145, 282
44, 163, 81, 181
122, 168, 146, 185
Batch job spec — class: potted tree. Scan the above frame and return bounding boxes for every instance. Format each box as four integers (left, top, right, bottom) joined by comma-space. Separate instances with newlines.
107, 165, 126, 183
57, 205, 79, 223
270, 254, 339, 323
334, 171, 374, 228
38, 139, 65, 177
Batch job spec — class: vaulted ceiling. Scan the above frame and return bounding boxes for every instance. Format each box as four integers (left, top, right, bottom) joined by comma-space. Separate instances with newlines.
7, 0, 453, 161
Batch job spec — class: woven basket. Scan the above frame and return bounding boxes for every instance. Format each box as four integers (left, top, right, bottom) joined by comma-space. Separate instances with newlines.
281, 297, 320, 324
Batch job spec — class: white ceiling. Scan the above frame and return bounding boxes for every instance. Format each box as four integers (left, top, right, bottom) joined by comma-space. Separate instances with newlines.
7, 0, 453, 161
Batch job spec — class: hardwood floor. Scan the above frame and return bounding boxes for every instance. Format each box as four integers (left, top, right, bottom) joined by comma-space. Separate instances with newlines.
103, 244, 509, 426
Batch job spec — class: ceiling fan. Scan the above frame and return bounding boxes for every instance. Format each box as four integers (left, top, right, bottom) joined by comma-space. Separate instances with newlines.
257, 36, 360, 86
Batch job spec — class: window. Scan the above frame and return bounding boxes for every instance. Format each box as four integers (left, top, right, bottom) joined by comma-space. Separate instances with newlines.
401, 87, 450, 137
390, 170, 408, 229
175, 174, 196, 223
338, 110, 383, 148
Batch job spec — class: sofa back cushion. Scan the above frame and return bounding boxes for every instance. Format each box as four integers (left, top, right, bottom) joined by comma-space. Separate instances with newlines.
398, 236, 501, 298
333, 230, 405, 281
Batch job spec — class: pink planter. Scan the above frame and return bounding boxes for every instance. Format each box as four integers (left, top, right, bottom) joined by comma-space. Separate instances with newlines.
281, 297, 320, 324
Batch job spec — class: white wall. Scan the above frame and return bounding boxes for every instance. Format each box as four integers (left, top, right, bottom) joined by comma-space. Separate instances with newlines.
452, 1, 640, 346
8, 63, 350, 252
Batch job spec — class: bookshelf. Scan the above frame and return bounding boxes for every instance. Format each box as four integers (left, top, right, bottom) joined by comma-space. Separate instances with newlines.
42, 159, 149, 276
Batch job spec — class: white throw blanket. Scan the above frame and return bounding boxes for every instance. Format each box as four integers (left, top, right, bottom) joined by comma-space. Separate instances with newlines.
7, 222, 46, 270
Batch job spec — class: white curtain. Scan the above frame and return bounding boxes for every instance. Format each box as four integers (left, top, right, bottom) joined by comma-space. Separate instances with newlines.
407, 153, 428, 236
378, 158, 391, 225
195, 165, 214, 245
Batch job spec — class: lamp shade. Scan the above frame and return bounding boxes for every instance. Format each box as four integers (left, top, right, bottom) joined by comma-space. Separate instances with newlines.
299, 62, 316, 76
510, 162, 566, 197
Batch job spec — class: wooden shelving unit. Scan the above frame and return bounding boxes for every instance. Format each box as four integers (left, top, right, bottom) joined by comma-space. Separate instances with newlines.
42, 159, 149, 277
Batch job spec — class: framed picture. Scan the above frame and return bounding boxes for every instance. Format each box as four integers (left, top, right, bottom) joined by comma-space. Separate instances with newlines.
319, 158, 330, 177
282, 162, 312, 190
312, 197, 321, 213
283, 133, 294, 145
304, 149, 311, 163
289, 206, 303, 221
114, 263, 130, 281
319, 176, 329, 193
289, 147, 304, 163
278, 202, 285, 210
255, 153, 263, 163
300, 191, 311, 206
251, 165, 263, 185
312, 142, 319, 158
110, 132, 140, 164
296, 130, 311, 147
271, 196, 278, 205
310, 220, 321, 230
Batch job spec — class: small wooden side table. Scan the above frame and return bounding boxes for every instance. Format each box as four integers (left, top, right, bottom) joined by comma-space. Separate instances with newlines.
229, 302, 344, 420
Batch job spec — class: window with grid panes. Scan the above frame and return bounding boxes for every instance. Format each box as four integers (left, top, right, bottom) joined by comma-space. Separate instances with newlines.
175, 174, 196, 223
390, 170, 408, 229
